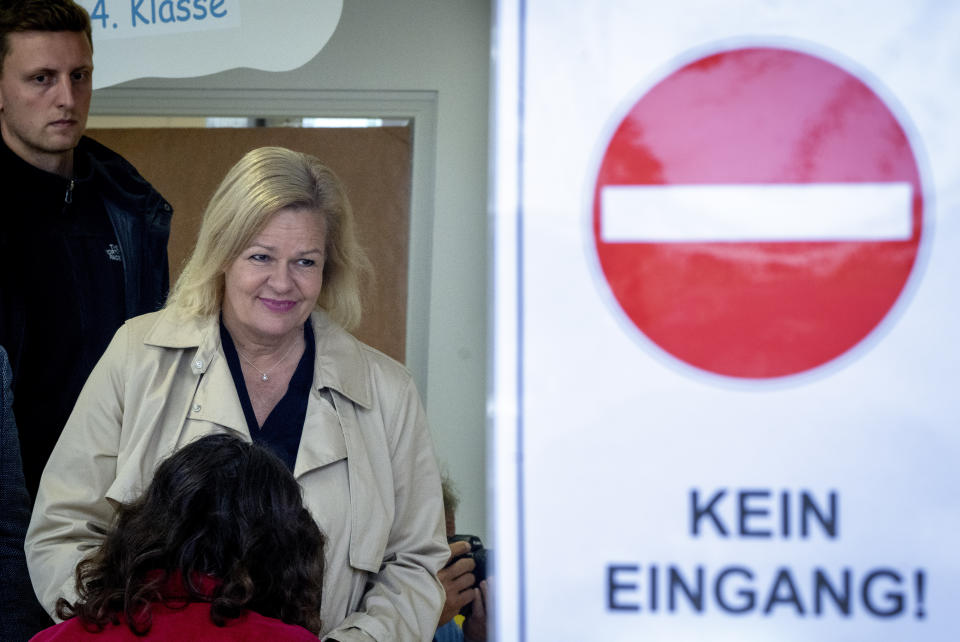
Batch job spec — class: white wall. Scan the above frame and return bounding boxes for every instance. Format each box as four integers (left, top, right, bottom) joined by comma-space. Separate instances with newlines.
101, 1, 492, 537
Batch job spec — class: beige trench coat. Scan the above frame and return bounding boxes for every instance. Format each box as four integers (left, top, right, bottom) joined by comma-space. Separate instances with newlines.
26, 308, 447, 641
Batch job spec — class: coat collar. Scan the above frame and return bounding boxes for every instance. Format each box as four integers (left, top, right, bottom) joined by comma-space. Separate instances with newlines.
142, 307, 373, 410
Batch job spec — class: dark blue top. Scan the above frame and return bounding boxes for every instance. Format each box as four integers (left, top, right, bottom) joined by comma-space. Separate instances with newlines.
219, 320, 314, 471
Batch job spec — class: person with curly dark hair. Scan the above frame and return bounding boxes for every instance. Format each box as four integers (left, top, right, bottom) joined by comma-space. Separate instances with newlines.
29, 434, 325, 641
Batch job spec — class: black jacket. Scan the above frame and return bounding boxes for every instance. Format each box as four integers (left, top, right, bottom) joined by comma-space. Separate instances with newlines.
0, 135, 172, 500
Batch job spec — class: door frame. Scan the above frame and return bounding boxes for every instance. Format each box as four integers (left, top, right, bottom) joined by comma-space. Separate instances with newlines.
91, 88, 438, 395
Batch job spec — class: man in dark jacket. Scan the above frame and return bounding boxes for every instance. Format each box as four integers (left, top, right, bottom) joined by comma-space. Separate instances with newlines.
0, 0, 172, 506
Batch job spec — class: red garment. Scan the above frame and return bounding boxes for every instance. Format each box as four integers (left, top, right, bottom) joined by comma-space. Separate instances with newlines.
29, 603, 318, 641
29, 573, 318, 641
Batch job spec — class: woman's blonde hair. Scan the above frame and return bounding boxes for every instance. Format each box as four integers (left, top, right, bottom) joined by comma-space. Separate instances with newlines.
167, 146, 371, 330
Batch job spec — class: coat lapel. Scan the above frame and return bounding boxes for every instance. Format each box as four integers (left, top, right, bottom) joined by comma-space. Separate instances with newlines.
134, 308, 391, 572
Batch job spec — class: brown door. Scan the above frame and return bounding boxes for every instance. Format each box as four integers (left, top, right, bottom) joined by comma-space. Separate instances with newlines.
87, 125, 412, 363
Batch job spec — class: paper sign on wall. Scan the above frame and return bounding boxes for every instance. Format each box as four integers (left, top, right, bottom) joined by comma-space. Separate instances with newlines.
78, 0, 342, 88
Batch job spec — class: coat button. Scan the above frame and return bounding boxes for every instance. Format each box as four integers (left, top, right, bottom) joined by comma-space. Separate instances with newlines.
192, 404, 201, 413
194, 359, 203, 369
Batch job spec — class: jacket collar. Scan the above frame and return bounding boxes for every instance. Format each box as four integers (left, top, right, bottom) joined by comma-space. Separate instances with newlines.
1, 135, 71, 214
142, 307, 373, 409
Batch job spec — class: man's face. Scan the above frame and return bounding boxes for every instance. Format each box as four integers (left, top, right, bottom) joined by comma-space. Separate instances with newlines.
0, 30, 92, 172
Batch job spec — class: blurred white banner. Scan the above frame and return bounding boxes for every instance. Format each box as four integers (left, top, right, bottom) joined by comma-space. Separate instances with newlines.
492, 1, 960, 640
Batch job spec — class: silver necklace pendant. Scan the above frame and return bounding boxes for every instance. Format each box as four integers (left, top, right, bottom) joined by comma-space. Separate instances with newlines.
236, 338, 299, 384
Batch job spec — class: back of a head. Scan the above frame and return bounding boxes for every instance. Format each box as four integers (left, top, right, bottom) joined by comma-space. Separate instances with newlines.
140, 434, 304, 565
60, 434, 326, 634
0, 0, 93, 68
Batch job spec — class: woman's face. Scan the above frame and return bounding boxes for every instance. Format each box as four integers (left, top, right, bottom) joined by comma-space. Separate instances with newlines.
222, 207, 326, 346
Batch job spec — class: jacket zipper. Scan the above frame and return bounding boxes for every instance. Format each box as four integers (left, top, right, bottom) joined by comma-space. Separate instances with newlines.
64, 179, 75, 204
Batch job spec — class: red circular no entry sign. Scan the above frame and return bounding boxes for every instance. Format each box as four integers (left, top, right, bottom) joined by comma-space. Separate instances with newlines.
592, 46, 924, 379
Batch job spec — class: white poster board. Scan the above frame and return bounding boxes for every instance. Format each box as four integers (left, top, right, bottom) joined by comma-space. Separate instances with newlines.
491, 2, 960, 640
78, 0, 342, 89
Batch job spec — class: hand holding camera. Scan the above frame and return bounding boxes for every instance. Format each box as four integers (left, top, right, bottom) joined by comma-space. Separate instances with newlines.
446, 534, 488, 591
438, 538, 477, 627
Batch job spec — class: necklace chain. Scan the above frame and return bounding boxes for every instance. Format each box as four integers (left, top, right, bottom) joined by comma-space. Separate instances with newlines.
235, 339, 299, 382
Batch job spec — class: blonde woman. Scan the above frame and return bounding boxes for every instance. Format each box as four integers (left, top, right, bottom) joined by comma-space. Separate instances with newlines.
27, 147, 447, 641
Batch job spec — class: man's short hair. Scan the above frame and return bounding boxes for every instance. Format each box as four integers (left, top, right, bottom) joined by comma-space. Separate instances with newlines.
0, 0, 93, 70
441, 473, 461, 518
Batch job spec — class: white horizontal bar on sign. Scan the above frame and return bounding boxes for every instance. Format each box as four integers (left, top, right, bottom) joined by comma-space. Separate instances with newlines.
600, 183, 913, 243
